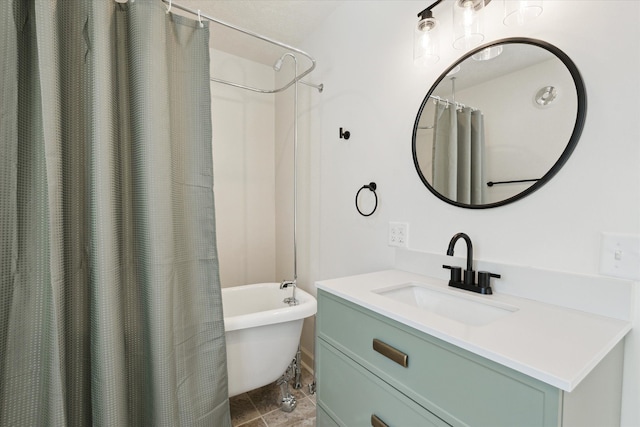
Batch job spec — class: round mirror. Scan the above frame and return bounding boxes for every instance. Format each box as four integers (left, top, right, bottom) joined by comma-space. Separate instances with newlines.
412, 38, 586, 208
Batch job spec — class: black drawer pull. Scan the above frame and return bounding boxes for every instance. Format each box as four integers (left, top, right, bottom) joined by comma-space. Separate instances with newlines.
371, 414, 389, 427
373, 338, 408, 368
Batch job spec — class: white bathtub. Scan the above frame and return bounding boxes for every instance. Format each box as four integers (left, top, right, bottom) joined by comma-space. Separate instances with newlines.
222, 283, 317, 397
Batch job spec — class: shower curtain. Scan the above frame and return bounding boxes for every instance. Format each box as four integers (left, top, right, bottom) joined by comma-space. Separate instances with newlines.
432, 103, 485, 204
0, 0, 230, 425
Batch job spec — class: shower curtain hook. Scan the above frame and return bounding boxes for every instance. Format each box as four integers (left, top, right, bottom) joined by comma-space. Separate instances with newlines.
166, 0, 172, 14
198, 10, 204, 27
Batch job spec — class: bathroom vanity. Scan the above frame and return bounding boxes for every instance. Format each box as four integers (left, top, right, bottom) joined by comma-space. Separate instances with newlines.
315, 270, 631, 427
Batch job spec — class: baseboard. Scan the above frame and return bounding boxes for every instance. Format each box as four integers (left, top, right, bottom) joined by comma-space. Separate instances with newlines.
300, 345, 315, 375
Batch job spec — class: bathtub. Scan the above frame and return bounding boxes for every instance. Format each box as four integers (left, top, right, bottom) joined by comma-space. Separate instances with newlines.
222, 283, 317, 397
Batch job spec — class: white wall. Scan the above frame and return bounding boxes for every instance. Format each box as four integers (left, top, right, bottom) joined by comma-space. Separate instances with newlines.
210, 50, 277, 288
296, 1, 640, 425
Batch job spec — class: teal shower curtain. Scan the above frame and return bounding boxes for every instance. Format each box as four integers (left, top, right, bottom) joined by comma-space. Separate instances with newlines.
0, 0, 230, 425
432, 103, 485, 204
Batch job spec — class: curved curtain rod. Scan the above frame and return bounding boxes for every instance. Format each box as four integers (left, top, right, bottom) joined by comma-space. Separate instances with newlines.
159, 0, 323, 93
429, 95, 478, 112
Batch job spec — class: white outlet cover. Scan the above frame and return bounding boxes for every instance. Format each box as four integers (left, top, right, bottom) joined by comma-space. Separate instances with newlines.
599, 232, 640, 281
388, 222, 409, 248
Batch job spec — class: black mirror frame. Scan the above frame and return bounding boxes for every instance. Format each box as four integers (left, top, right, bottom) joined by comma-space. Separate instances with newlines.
412, 37, 587, 209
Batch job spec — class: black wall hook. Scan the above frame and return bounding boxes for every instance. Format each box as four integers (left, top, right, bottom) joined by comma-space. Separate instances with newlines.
355, 182, 378, 216
339, 127, 350, 140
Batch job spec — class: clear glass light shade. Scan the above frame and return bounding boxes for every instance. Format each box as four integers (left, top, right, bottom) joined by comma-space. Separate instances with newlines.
414, 19, 439, 66
503, 0, 543, 26
453, 0, 485, 50
471, 45, 503, 61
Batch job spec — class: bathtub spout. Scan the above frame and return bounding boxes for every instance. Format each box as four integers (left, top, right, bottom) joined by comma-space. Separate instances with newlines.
280, 279, 299, 306
280, 280, 295, 289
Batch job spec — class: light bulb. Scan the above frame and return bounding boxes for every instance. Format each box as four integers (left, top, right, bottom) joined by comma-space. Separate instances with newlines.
453, 0, 485, 51
414, 15, 439, 66
463, 2, 475, 27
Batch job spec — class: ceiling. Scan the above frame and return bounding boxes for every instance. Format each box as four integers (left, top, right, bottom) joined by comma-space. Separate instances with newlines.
169, 0, 343, 65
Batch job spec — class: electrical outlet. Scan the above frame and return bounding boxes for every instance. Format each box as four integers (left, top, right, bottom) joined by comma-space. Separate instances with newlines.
388, 222, 409, 248
599, 232, 640, 280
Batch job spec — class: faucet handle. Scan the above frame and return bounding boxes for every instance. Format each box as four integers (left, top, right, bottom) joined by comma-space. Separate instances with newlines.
442, 265, 462, 283
477, 271, 500, 294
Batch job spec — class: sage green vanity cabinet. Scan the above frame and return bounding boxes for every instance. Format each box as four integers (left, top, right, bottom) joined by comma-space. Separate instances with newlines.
315, 289, 623, 427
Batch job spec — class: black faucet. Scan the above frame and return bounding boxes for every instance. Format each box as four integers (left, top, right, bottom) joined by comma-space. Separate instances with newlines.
443, 232, 500, 295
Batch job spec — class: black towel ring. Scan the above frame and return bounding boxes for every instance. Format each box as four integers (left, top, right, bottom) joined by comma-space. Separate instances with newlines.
355, 182, 378, 217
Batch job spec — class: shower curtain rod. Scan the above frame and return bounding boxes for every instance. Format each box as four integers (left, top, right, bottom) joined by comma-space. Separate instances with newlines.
429, 95, 477, 111
417, 96, 478, 130
159, 0, 324, 93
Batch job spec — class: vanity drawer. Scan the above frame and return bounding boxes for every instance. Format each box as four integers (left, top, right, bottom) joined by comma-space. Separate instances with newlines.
316, 339, 449, 427
317, 290, 561, 427
317, 405, 340, 427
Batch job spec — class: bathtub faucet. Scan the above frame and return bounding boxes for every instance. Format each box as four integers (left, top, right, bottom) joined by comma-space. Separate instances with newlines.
280, 279, 299, 306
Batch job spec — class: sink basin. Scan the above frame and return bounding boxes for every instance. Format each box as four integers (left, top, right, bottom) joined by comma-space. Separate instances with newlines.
374, 282, 518, 326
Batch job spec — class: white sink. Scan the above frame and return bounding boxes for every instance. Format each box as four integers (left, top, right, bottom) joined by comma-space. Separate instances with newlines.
374, 282, 518, 326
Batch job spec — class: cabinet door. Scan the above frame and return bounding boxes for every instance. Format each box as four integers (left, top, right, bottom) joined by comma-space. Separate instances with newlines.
317, 340, 450, 427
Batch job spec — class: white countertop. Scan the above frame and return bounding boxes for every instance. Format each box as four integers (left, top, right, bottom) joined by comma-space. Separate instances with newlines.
316, 269, 632, 392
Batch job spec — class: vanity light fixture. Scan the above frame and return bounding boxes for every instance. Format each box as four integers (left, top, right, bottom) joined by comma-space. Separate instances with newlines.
503, 0, 543, 26
414, 3, 442, 66
415, 0, 491, 65
452, 0, 490, 50
414, 0, 543, 65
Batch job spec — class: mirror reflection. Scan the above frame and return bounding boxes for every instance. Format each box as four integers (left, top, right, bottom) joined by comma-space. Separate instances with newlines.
413, 38, 586, 208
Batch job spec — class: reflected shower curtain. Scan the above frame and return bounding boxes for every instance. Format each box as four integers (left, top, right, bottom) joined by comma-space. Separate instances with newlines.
432, 103, 485, 204
0, 0, 230, 425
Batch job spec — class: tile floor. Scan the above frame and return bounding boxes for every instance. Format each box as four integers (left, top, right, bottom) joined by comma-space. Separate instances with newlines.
230, 367, 316, 427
